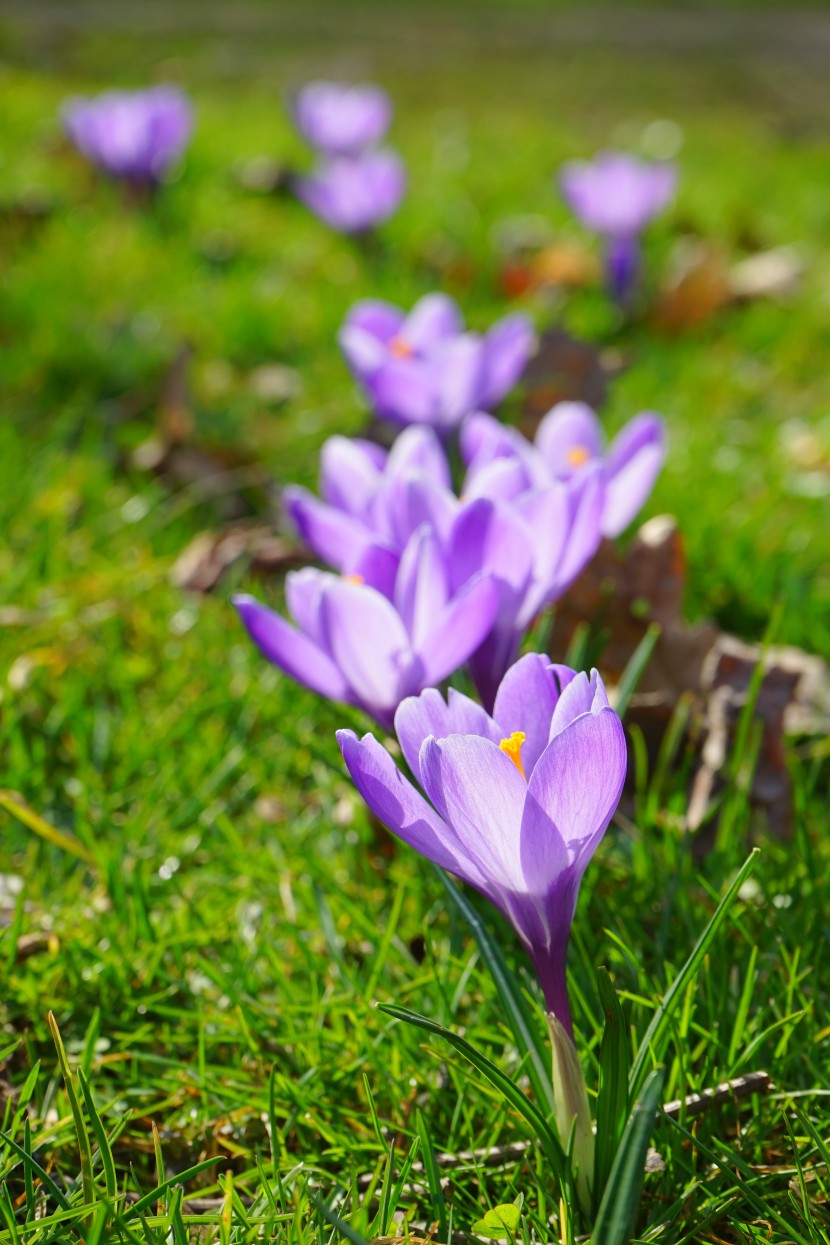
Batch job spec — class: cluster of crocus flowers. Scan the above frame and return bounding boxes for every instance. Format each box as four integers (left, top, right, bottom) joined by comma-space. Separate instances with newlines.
62, 86, 192, 190
559, 151, 677, 304
291, 81, 406, 234
339, 293, 534, 431
276, 418, 611, 711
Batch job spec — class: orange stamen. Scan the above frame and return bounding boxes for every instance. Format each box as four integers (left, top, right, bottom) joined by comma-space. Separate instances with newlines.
389, 336, 414, 359
343, 573, 364, 585
499, 731, 527, 779
567, 445, 591, 468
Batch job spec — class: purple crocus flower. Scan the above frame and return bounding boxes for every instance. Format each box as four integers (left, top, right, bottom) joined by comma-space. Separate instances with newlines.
339, 293, 534, 430
559, 151, 676, 303
294, 149, 406, 234
462, 404, 666, 538
233, 525, 498, 728
62, 86, 192, 187
446, 482, 603, 709
337, 655, 627, 1036
284, 425, 454, 574
292, 81, 391, 155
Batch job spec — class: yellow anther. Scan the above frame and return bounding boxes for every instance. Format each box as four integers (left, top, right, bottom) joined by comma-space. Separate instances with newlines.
389, 335, 414, 359
567, 444, 591, 468
343, 573, 364, 585
499, 731, 527, 779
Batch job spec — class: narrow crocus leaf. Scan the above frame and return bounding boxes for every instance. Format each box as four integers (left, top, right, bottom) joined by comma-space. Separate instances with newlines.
593, 967, 631, 1215
434, 866, 556, 1120
548, 1014, 594, 1213
629, 849, 760, 1100
376, 1002, 567, 1182
590, 1068, 664, 1245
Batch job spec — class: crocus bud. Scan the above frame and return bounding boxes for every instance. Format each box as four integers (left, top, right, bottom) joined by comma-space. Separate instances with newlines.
548, 1013, 594, 1211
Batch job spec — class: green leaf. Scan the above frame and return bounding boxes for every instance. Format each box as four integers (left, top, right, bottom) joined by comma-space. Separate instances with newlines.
593, 968, 631, 1214
614, 624, 661, 719
48, 1010, 95, 1207
77, 1068, 118, 1203
377, 1001, 567, 1182
471, 1200, 522, 1238
416, 1107, 448, 1243
629, 849, 759, 1099
590, 1068, 664, 1245
434, 867, 555, 1118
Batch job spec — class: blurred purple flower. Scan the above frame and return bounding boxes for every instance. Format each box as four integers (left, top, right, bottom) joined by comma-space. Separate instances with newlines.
462, 403, 666, 539
339, 293, 534, 430
294, 149, 405, 234
233, 526, 498, 728
559, 151, 676, 302
62, 86, 192, 186
284, 425, 454, 572
292, 81, 391, 155
337, 656, 627, 1035
446, 483, 603, 709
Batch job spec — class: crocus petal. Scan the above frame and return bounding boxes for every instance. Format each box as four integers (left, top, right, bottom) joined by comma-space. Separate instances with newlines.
343, 298, 406, 345
419, 573, 500, 687
284, 567, 329, 644
432, 335, 486, 427
320, 580, 416, 722
385, 475, 459, 548
492, 654, 575, 777
233, 593, 351, 702
319, 436, 385, 516
350, 541, 400, 598
602, 413, 666, 537
401, 293, 463, 349
419, 734, 527, 891
386, 425, 452, 490
337, 730, 487, 887
463, 456, 534, 503
526, 703, 627, 869
394, 525, 450, 650
372, 358, 438, 425
284, 485, 372, 571
460, 410, 516, 468
339, 324, 393, 379
552, 465, 605, 591
292, 82, 391, 155
479, 313, 535, 408
395, 687, 500, 782
534, 402, 605, 477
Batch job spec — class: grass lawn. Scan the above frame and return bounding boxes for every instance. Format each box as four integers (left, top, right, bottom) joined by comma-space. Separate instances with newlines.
1, 3, 829, 1241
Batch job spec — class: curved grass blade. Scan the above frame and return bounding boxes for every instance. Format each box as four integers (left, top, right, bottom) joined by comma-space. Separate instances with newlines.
593, 968, 630, 1215
590, 1068, 664, 1245
434, 867, 555, 1118
77, 1069, 118, 1204
629, 850, 759, 1099
0, 790, 94, 864
377, 1001, 566, 1182
125, 1156, 224, 1219
48, 1011, 95, 1208
0, 1130, 71, 1212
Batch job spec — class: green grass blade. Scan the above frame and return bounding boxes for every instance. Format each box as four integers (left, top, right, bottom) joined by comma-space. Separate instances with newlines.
590, 1068, 664, 1245
77, 1069, 118, 1204
0, 1130, 71, 1212
377, 1001, 567, 1182
614, 624, 661, 719
48, 1010, 95, 1207
629, 849, 759, 1099
434, 867, 556, 1118
125, 1156, 225, 1219
416, 1108, 448, 1242
593, 968, 631, 1215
